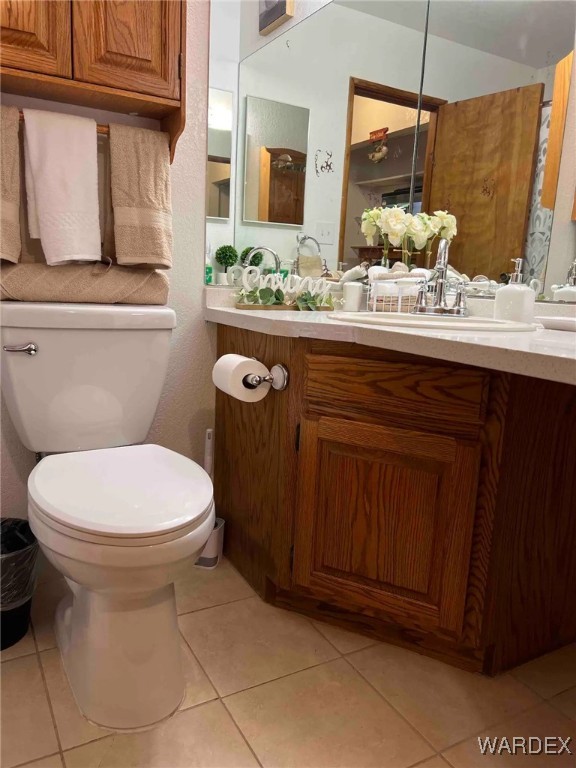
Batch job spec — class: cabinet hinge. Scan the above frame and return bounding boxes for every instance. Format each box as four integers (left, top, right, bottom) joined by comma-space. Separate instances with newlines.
295, 423, 301, 452
178, 52, 183, 80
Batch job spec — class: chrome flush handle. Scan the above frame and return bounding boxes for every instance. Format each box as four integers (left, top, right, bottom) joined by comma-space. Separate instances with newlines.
3, 342, 39, 356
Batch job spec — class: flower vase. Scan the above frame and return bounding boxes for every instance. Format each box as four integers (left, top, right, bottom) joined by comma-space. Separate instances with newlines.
401, 238, 413, 268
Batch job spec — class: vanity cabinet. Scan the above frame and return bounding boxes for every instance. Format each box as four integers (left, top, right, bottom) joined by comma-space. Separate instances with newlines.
292, 417, 480, 636
72, 1, 181, 99
215, 326, 576, 675
0, 0, 71, 77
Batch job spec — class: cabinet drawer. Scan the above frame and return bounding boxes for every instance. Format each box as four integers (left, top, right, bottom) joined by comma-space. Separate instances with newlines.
304, 354, 489, 431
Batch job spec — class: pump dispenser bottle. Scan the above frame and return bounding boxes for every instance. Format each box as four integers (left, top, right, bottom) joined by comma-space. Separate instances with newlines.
494, 258, 535, 323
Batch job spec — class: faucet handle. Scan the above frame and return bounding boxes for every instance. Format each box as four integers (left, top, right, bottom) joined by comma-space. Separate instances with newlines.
411, 281, 429, 314
448, 281, 469, 316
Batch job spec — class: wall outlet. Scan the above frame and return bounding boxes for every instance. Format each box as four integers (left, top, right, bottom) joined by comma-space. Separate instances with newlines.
316, 222, 336, 245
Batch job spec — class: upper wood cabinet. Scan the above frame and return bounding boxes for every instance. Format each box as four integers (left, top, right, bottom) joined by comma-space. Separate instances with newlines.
72, 1, 181, 99
0, 0, 71, 77
292, 416, 481, 637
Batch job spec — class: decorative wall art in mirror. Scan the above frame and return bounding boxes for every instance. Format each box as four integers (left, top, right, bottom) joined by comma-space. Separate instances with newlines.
259, 0, 294, 36
206, 89, 234, 220
243, 96, 310, 226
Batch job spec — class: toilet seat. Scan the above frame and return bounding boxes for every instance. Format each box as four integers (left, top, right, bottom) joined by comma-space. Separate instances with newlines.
28, 444, 214, 547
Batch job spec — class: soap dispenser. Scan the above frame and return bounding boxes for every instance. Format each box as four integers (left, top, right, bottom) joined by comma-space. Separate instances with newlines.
494, 258, 535, 323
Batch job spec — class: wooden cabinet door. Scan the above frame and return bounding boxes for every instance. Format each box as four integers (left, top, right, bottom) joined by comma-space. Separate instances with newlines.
293, 417, 481, 637
422, 84, 542, 280
72, 0, 181, 99
1, 0, 71, 76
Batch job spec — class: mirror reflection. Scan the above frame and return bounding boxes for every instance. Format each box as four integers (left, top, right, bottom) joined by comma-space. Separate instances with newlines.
417, 0, 575, 285
205, 0, 575, 299
243, 96, 310, 225
206, 89, 233, 219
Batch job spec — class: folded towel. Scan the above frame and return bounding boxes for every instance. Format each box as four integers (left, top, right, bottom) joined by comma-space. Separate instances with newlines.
109, 124, 172, 269
23, 108, 101, 266
1, 106, 21, 263
1, 263, 168, 305
297, 254, 323, 278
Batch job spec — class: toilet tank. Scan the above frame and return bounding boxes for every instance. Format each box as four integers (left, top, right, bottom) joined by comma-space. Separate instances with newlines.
1, 303, 176, 453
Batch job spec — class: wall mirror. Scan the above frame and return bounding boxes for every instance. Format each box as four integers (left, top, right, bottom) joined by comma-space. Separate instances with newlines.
206, 88, 234, 220
243, 96, 310, 225
417, 0, 575, 289
235, 0, 430, 271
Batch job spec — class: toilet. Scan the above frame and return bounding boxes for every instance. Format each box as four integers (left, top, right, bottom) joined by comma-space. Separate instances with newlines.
1, 303, 215, 730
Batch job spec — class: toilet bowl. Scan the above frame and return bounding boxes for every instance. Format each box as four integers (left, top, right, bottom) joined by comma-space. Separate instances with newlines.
27, 443, 215, 730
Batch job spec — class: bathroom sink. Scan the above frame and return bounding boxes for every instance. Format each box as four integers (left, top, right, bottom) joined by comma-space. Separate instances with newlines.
328, 312, 538, 332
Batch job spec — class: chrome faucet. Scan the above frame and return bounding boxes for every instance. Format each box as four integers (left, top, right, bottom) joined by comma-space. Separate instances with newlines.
243, 246, 281, 273
411, 237, 469, 317
434, 238, 450, 310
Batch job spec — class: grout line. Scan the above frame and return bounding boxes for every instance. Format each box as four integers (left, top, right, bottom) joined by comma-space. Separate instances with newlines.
176, 593, 256, 618
10, 753, 62, 768
220, 698, 265, 768
340, 655, 440, 756
36, 645, 66, 761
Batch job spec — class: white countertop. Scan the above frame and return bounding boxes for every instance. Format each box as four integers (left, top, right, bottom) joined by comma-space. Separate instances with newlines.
205, 289, 576, 385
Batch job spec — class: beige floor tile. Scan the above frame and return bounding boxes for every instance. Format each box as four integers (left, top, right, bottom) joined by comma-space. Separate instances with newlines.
312, 620, 379, 654
0, 655, 59, 768
40, 649, 109, 750
16, 756, 64, 768
348, 643, 540, 751
179, 638, 218, 710
512, 644, 576, 699
550, 687, 576, 721
1, 628, 36, 662
442, 702, 576, 767
62, 701, 259, 768
179, 596, 338, 696
32, 578, 71, 652
225, 658, 434, 768
41, 641, 217, 750
175, 558, 256, 615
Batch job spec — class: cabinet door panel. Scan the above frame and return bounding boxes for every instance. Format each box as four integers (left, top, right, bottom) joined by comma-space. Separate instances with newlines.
1, 0, 71, 76
72, 0, 180, 99
293, 417, 480, 636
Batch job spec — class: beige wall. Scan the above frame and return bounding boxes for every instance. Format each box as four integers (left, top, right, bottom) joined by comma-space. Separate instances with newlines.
0, 0, 215, 518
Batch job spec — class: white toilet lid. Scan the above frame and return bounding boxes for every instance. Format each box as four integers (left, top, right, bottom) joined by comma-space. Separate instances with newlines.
28, 444, 214, 539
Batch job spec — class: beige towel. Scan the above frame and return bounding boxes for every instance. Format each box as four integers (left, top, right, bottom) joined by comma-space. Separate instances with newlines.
1, 263, 169, 305
1, 106, 21, 264
297, 254, 323, 278
109, 124, 172, 269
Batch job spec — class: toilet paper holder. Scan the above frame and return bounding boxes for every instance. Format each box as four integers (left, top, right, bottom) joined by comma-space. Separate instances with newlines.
243, 362, 289, 391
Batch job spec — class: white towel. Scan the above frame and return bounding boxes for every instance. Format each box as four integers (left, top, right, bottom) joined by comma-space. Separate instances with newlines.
23, 109, 101, 266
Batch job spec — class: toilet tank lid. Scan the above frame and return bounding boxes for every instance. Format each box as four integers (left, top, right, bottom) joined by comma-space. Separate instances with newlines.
1, 303, 177, 330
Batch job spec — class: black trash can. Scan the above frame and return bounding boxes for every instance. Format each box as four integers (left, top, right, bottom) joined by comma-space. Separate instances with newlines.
1, 518, 39, 650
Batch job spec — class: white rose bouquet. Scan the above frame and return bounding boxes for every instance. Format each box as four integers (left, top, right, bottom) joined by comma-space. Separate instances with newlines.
359, 205, 457, 267
360, 208, 381, 246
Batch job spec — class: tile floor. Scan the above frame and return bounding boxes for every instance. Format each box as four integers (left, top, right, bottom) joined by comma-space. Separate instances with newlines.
1, 558, 575, 768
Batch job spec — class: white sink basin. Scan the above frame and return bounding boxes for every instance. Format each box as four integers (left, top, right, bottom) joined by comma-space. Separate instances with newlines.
328, 312, 538, 332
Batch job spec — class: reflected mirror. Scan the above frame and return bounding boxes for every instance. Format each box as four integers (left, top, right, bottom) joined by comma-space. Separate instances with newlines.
243, 96, 310, 225
416, 0, 575, 287
206, 88, 234, 220
236, 0, 429, 271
